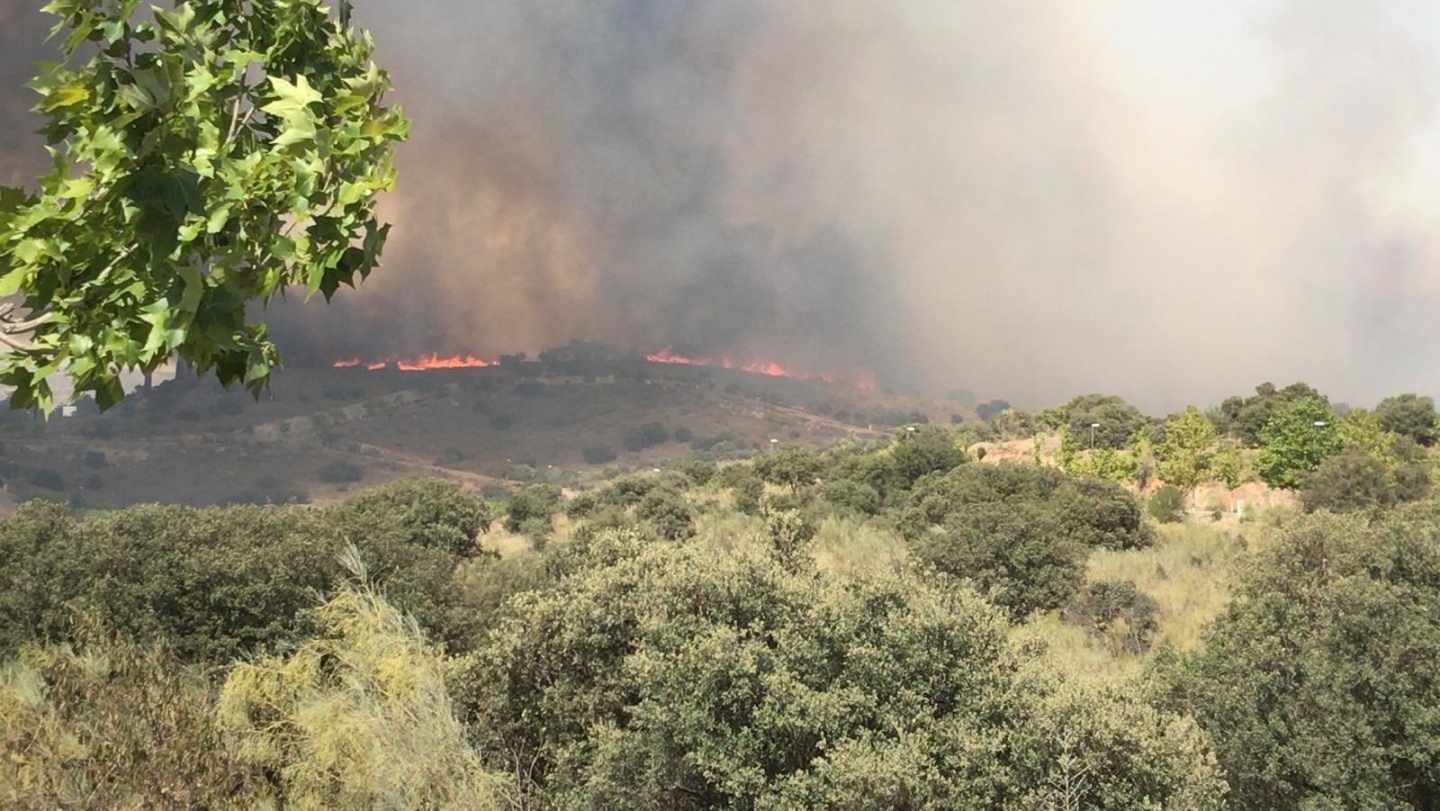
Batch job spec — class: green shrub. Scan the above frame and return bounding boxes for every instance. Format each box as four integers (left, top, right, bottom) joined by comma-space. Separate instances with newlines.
0, 484, 496, 663
912, 502, 1085, 618
1253, 397, 1342, 488
2, 639, 269, 808
821, 479, 881, 516
678, 459, 717, 486
1062, 580, 1160, 654
635, 488, 695, 540
1375, 393, 1439, 447
505, 483, 563, 537
1148, 485, 1185, 523
452, 531, 1223, 809
889, 426, 966, 486
1060, 394, 1148, 450
900, 463, 1150, 551
756, 447, 823, 492
338, 479, 491, 557
1153, 509, 1440, 807
1212, 447, 1247, 488
1299, 448, 1391, 513
732, 473, 764, 516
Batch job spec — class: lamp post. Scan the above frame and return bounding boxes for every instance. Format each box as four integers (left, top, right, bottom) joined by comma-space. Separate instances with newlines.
1089, 422, 1100, 449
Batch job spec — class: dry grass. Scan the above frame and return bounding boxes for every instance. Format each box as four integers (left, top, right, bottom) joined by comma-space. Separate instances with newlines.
809, 515, 908, 578
1086, 521, 1251, 652
1019, 518, 1269, 684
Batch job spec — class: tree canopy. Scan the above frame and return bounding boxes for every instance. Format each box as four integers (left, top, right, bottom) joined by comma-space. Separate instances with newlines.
0, 0, 408, 412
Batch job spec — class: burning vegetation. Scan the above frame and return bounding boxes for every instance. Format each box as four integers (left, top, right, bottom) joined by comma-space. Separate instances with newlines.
328, 343, 877, 390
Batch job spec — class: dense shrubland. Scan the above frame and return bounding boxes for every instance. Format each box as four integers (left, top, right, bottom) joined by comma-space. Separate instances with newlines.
6, 382, 1440, 807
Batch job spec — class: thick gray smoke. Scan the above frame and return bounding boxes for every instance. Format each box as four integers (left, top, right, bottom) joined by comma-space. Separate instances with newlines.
4, 1, 1440, 409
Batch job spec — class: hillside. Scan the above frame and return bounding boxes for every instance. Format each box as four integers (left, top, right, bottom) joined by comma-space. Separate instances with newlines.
0, 360, 957, 511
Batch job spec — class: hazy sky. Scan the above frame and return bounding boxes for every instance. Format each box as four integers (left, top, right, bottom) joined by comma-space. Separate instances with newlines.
3, 1, 1440, 410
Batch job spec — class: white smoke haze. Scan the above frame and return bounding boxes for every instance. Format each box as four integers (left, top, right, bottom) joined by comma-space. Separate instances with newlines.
4, 0, 1440, 410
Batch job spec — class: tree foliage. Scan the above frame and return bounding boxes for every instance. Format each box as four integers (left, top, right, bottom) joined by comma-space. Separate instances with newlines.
1058, 394, 1148, 450
1253, 397, 1341, 489
1217, 382, 1329, 447
1157, 407, 1218, 492
454, 530, 1224, 809
1376, 393, 1439, 447
1154, 509, 1440, 808
0, 480, 493, 661
0, 0, 408, 411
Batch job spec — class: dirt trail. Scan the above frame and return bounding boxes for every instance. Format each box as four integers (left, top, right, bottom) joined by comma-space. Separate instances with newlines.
338, 442, 510, 490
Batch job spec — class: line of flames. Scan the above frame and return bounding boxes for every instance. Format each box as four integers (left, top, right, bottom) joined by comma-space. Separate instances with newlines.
331, 348, 874, 389
332, 354, 495, 371
644, 347, 875, 390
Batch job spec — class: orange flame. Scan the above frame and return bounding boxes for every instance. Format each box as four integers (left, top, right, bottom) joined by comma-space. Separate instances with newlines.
645, 348, 791, 377
645, 347, 875, 390
334, 354, 495, 372
396, 354, 495, 371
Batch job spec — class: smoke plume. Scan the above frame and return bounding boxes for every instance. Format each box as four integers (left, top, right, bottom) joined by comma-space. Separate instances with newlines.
4, 1, 1440, 409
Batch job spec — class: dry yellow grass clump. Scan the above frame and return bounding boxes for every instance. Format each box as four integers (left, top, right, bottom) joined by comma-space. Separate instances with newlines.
216, 550, 501, 810
1019, 516, 1277, 684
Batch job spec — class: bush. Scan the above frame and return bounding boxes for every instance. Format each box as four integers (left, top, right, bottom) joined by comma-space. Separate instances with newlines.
976, 399, 1011, 421
678, 459, 717, 486
505, 483, 563, 536
732, 473, 764, 516
28, 468, 64, 491
217, 575, 500, 809
582, 444, 618, 465
912, 502, 1085, 618
622, 422, 669, 452
1375, 393, 1438, 447
0, 484, 497, 663
316, 460, 364, 484
1253, 397, 1341, 488
1299, 448, 1391, 513
1148, 485, 1185, 523
2, 639, 269, 807
338, 479, 492, 557
672, 426, 694, 443
634, 488, 695, 540
452, 531, 1223, 809
1153, 509, 1440, 807
890, 426, 966, 486
1063, 580, 1160, 654
821, 479, 881, 516
1060, 394, 1148, 450
1220, 381, 1330, 446
755, 447, 823, 492
900, 463, 1151, 552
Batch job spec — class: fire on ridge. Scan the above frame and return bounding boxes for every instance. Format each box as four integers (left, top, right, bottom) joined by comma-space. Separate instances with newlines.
332, 354, 495, 371
329, 347, 875, 390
